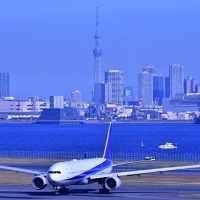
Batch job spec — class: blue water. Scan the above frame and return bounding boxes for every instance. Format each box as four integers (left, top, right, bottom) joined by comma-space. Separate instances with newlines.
0, 123, 200, 154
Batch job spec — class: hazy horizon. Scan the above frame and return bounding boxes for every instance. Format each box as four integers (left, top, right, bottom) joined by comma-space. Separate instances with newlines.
0, 0, 200, 101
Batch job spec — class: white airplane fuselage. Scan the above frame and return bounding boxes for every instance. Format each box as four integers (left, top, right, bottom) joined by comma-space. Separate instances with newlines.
47, 158, 113, 187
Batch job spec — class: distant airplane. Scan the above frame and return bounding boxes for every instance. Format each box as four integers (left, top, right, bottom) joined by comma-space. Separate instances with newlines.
0, 122, 200, 196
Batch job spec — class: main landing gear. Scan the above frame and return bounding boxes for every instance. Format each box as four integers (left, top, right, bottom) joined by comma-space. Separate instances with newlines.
98, 180, 110, 194
99, 188, 110, 194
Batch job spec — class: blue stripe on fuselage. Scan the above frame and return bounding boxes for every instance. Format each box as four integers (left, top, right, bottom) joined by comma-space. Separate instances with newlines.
67, 159, 112, 181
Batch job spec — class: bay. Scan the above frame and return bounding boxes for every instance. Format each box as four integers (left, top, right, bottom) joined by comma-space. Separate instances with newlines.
0, 123, 199, 154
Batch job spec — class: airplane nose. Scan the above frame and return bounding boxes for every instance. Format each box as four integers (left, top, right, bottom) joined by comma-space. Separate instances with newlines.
47, 172, 59, 185
47, 172, 54, 182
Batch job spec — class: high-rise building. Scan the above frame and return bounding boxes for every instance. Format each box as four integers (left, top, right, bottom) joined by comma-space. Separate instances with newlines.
105, 82, 112, 103
0, 72, 9, 98
169, 64, 184, 98
138, 71, 153, 106
71, 90, 81, 103
142, 66, 155, 74
93, 83, 106, 105
49, 96, 64, 109
196, 84, 200, 93
184, 76, 197, 93
105, 70, 123, 105
153, 74, 165, 105
165, 76, 170, 98
123, 86, 133, 104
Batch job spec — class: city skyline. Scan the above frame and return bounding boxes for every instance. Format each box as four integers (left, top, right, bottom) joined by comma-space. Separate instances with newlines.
0, 0, 200, 101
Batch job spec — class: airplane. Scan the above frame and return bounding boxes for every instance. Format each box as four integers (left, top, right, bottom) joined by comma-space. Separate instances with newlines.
0, 122, 200, 196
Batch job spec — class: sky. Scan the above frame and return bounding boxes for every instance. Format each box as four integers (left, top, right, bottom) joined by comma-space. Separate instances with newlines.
0, 0, 200, 101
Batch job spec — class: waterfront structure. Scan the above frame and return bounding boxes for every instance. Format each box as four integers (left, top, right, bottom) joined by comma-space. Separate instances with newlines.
0, 98, 49, 113
184, 76, 197, 93
0, 72, 9, 98
162, 97, 200, 113
50, 96, 64, 109
169, 64, 184, 98
0, 97, 50, 120
138, 71, 153, 106
105, 70, 123, 105
38, 107, 82, 123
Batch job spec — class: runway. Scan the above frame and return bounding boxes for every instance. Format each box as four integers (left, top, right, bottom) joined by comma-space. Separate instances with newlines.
0, 184, 200, 199
1, 162, 200, 199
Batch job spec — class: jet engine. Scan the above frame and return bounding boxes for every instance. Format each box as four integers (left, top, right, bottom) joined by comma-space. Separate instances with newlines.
32, 175, 48, 190
104, 176, 121, 190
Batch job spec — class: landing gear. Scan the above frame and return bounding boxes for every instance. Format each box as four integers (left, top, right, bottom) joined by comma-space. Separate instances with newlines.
59, 187, 69, 194
98, 180, 110, 194
55, 191, 60, 196
99, 188, 110, 194
54, 186, 69, 196
54, 186, 60, 196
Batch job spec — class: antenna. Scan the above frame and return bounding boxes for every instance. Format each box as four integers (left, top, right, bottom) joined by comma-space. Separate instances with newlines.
96, 7, 99, 34
93, 6, 102, 83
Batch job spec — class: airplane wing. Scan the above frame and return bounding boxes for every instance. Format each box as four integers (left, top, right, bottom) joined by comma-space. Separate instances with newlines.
0, 165, 46, 175
89, 164, 200, 179
113, 159, 156, 167
113, 162, 134, 167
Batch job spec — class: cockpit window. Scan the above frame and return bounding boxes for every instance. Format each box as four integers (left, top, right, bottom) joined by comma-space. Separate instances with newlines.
48, 171, 61, 174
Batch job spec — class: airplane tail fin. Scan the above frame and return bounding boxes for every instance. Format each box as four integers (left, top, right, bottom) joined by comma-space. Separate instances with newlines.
103, 122, 112, 159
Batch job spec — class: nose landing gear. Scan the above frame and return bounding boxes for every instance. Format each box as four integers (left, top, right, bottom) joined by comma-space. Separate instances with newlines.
54, 186, 60, 196
54, 186, 69, 196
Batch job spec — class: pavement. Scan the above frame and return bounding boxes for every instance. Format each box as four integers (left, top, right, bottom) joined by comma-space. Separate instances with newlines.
0, 184, 200, 199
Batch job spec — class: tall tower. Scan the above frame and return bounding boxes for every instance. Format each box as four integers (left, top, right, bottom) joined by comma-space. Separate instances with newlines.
93, 7, 104, 107
93, 7, 102, 83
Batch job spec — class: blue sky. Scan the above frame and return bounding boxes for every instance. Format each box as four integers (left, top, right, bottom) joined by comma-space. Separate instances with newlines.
0, 0, 200, 101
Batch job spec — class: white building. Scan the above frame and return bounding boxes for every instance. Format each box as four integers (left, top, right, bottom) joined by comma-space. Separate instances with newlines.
50, 96, 64, 109
105, 70, 123, 105
169, 64, 184, 98
0, 98, 50, 113
138, 71, 153, 106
